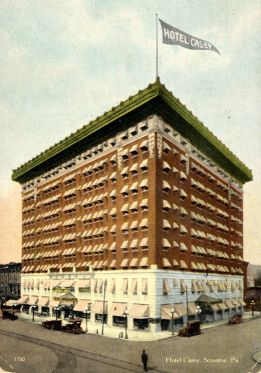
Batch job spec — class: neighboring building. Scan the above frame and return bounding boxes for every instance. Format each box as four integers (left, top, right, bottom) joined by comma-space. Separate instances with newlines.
11, 79, 252, 333
0, 262, 21, 301
245, 264, 261, 309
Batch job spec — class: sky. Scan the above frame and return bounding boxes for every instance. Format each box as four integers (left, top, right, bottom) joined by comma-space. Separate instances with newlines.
0, 0, 260, 265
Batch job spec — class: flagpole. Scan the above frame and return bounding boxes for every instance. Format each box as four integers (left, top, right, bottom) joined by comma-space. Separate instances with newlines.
156, 13, 158, 80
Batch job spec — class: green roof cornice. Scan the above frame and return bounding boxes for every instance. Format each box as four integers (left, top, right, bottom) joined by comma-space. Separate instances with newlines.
12, 78, 252, 184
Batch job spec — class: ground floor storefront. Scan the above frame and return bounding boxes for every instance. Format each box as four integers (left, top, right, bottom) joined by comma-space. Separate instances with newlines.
5, 269, 246, 335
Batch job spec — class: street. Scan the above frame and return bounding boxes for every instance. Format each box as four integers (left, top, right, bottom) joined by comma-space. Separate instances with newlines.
0, 317, 260, 373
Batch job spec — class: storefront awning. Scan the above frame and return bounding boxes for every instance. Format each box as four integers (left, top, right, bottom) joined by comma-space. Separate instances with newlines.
48, 300, 61, 308
92, 301, 108, 314
28, 296, 39, 305
217, 303, 228, 311
161, 305, 179, 320
238, 299, 246, 306
187, 303, 197, 315
231, 298, 241, 307
110, 302, 127, 316
73, 299, 91, 312
5, 299, 17, 306
129, 304, 149, 319
224, 299, 235, 309
38, 297, 50, 307
174, 303, 187, 317
211, 304, 220, 312
196, 294, 222, 304
16, 295, 29, 304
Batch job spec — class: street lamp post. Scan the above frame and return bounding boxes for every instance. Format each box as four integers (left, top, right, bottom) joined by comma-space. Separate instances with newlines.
84, 308, 90, 333
250, 300, 255, 317
196, 305, 202, 320
32, 305, 37, 322
170, 307, 175, 336
124, 309, 128, 339
54, 307, 59, 321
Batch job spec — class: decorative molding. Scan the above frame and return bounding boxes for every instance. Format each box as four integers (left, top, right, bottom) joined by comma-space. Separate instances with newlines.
12, 80, 252, 184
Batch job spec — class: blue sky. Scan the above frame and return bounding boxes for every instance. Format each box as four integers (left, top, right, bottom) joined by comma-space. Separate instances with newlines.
0, 0, 260, 264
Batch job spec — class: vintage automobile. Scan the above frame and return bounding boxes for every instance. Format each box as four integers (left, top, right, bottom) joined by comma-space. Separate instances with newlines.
41, 319, 62, 330
228, 314, 243, 324
61, 318, 84, 334
178, 321, 201, 337
1, 309, 18, 321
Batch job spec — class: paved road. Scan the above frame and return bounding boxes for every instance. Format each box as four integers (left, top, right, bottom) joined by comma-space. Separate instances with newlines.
0, 318, 260, 373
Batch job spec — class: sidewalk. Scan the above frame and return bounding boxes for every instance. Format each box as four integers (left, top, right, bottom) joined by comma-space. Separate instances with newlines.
16, 310, 261, 342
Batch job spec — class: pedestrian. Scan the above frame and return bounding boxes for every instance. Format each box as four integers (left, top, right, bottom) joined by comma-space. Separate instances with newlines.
141, 349, 148, 371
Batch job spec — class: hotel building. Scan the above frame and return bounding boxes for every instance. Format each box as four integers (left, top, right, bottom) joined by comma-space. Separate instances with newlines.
12, 79, 252, 333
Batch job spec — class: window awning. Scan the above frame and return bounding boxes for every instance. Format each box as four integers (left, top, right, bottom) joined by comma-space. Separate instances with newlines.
130, 239, 138, 248
73, 299, 91, 312
163, 279, 171, 294
163, 258, 171, 267
130, 182, 138, 191
121, 203, 129, 212
141, 278, 148, 293
92, 301, 108, 314
121, 185, 128, 194
129, 304, 149, 319
130, 220, 138, 230
110, 225, 116, 233
139, 257, 148, 267
120, 258, 128, 267
139, 218, 148, 228
140, 139, 148, 149
163, 161, 171, 171
130, 144, 138, 153
130, 278, 138, 294
180, 243, 188, 251
163, 200, 171, 209
163, 180, 171, 190
140, 199, 148, 208
180, 260, 188, 269
109, 260, 116, 268
238, 298, 246, 306
109, 242, 116, 251
163, 220, 171, 229
130, 258, 138, 267
140, 238, 148, 247
109, 171, 116, 180
121, 278, 128, 292
130, 163, 138, 172
130, 201, 138, 210
121, 222, 128, 231
110, 302, 127, 316
121, 240, 128, 249
180, 225, 188, 234
140, 160, 148, 169
109, 190, 116, 198
163, 238, 171, 248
